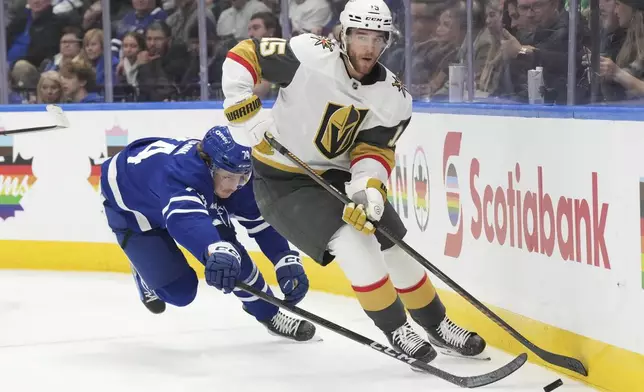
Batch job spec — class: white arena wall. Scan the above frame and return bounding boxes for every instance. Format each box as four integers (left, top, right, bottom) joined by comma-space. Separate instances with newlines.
0, 102, 642, 392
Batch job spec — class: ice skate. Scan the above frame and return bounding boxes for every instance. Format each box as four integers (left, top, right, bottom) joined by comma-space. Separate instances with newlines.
259, 310, 317, 342
424, 315, 488, 360
386, 321, 437, 363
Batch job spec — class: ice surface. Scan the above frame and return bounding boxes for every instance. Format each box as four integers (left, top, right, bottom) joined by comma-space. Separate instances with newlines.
0, 270, 596, 392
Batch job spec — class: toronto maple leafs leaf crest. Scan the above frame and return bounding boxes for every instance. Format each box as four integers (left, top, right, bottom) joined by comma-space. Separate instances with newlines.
392, 75, 408, 98
311, 35, 335, 52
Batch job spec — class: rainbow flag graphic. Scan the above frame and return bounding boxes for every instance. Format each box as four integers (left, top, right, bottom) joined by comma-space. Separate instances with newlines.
640, 179, 644, 289
0, 136, 35, 220
89, 125, 129, 191
387, 179, 408, 205
414, 162, 428, 211
445, 164, 460, 227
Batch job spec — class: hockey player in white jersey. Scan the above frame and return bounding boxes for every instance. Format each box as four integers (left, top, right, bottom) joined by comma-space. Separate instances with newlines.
221, 0, 486, 362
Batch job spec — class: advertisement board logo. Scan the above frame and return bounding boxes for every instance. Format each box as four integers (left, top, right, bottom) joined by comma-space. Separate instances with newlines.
0, 134, 35, 220
412, 146, 429, 231
89, 124, 129, 191
443, 132, 463, 258
443, 131, 610, 269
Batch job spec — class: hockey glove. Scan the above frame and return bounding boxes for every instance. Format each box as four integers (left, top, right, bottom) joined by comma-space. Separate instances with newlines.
274, 251, 309, 305
224, 95, 278, 155
343, 177, 387, 235
205, 241, 242, 293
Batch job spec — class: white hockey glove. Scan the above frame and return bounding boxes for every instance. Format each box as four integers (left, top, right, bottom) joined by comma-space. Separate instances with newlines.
343, 177, 387, 235
224, 94, 278, 155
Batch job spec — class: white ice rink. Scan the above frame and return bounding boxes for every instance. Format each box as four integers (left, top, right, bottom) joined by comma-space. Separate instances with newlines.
0, 270, 597, 392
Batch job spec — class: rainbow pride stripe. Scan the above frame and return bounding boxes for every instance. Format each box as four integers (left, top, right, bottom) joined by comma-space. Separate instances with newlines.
387, 187, 408, 205
0, 164, 36, 220
446, 164, 460, 226
88, 126, 129, 191
414, 172, 428, 210
88, 163, 101, 191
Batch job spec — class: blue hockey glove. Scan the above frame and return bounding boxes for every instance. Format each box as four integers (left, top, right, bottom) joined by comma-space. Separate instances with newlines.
205, 242, 242, 293
274, 251, 309, 305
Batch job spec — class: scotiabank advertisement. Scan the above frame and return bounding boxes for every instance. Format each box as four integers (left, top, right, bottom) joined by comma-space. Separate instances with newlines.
390, 113, 644, 357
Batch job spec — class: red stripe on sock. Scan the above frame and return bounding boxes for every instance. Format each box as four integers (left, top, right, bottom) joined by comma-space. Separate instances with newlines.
396, 274, 428, 294
352, 275, 390, 293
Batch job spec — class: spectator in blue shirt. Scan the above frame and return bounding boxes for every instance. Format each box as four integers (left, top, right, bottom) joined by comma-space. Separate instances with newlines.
60, 58, 104, 103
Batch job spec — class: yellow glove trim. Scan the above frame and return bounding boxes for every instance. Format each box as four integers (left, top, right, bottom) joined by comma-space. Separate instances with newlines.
224, 95, 262, 123
342, 203, 376, 235
366, 178, 387, 202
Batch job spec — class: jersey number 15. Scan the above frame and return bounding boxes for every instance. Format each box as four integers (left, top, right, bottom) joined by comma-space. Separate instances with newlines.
259, 38, 287, 57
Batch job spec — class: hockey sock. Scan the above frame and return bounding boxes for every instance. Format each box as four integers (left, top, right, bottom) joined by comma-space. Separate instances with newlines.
383, 245, 446, 327
397, 273, 446, 327
328, 225, 408, 333
352, 275, 407, 333
234, 260, 279, 322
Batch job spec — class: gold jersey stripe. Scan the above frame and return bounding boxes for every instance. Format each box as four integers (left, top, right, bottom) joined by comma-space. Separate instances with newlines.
350, 142, 395, 172
251, 149, 327, 175
228, 40, 261, 85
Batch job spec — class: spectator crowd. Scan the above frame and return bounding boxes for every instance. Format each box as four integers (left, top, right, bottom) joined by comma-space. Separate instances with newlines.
4, 0, 644, 105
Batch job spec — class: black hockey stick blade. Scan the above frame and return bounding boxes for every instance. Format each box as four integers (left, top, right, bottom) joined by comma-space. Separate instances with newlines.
236, 282, 526, 388
0, 105, 70, 136
263, 134, 588, 377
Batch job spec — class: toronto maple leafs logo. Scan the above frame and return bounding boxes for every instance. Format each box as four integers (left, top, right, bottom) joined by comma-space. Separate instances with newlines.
392, 75, 408, 98
210, 203, 232, 228
311, 35, 335, 52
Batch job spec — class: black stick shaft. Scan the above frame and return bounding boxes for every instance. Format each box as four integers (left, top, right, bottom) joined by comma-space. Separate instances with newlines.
236, 282, 527, 388
264, 135, 587, 377
0, 125, 61, 136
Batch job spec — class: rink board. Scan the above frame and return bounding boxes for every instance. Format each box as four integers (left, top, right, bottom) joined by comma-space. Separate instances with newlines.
1, 102, 644, 392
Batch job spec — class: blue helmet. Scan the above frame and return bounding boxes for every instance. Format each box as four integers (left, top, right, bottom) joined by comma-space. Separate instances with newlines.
201, 126, 252, 174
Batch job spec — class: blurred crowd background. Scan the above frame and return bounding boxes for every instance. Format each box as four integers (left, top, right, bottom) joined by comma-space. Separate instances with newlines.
2, 0, 643, 105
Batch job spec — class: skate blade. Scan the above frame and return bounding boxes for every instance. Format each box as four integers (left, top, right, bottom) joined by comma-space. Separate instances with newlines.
437, 347, 491, 361
266, 330, 324, 344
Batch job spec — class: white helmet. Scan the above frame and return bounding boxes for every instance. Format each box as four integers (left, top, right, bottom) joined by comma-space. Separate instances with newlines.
339, 0, 394, 52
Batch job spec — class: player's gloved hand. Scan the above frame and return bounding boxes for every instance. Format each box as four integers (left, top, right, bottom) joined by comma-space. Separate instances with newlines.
274, 251, 309, 305
343, 177, 387, 235
205, 241, 242, 293
224, 95, 278, 155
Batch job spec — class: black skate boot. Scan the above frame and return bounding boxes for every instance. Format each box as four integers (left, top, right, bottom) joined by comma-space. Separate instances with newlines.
259, 311, 317, 342
424, 315, 487, 359
132, 268, 166, 314
386, 321, 437, 363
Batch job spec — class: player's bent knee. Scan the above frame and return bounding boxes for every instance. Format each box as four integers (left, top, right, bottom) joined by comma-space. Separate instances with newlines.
328, 224, 388, 286
155, 269, 199, 307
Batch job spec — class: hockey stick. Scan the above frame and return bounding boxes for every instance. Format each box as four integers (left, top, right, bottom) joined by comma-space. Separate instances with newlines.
0, 105, 70, 136
237, 282, 526, 388
263, 134, 588, 377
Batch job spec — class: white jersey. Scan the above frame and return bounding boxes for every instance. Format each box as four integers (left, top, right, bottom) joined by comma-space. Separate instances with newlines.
222, 33, 412, 179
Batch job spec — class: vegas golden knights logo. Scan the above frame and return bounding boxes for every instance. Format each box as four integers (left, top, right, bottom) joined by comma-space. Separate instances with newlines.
314, 103, 369, 159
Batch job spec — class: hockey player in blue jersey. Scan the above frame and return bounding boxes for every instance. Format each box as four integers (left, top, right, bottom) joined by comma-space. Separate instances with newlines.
99, 125, 316, 342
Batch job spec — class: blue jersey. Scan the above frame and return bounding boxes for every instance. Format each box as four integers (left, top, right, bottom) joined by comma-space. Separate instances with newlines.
100, 137, 290, 265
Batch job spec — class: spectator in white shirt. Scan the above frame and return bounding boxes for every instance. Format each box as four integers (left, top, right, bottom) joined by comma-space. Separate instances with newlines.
289, 0, 332, 36
217, 0, 271, 39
